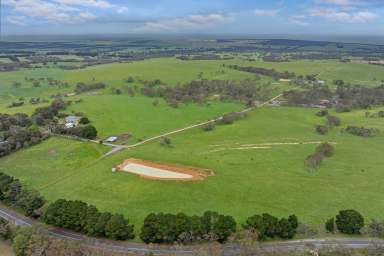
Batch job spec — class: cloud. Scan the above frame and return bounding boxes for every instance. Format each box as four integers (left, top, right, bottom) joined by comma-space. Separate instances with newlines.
3, 0, 122, 24
52, 0, 113, 8
309, 7, 377, 22
253, 9, 280, 17
290, 15, 309, 26
138, 14, 233, 32
7, 15, 27, 26
320, 0, 356, 5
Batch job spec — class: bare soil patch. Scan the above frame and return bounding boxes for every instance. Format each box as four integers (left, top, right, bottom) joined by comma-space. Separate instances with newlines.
116, 158, 214, 181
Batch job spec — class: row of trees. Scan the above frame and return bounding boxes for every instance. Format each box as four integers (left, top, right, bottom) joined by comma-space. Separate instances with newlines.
43, 199, 134, 240
33, 99, 69, 125
52, 125, 98, 139
75, 82, 106, 94
141, 79, 272, 107
0, 173, 45, 217
229, 65, 296, 80
140, 211, 237, 244
243, 214, 298, 240
305, 143, 335, 170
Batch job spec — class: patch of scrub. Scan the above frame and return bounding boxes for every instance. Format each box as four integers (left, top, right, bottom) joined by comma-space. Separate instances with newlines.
116, 158, 213, 181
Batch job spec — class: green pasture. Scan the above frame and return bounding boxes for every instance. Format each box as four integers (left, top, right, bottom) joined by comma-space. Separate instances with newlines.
1, 107, 383, 231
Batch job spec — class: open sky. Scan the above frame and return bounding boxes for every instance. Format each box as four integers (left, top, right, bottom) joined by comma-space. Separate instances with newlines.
2, 0, 384, 35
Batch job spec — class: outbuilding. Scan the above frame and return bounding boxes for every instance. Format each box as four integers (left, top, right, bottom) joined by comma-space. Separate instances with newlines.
105, 136, 118, 143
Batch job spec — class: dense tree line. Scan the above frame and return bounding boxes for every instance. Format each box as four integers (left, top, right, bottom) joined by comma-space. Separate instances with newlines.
32, 99, 69, 125
52, 125, 98, 139
229, 65, 296, 80
285, 84, 384, 110
75, 82, 106, 94
43, 199, 134, 240
0, 112, 47, 157
140, 211, 236, 244
243, 213, 298, 240
0, 173, 45, 217
283, 85, 333, 106
141, 80, 272, 107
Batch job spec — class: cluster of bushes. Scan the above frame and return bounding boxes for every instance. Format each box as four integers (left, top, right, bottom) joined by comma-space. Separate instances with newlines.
305, 143, 335, 170
141, 80, 272, 107
229, 65, 296, 80
43, 199, 134, 240
243, 214, 298, 240
8, 101, 25, 108
0, 113, 32, 131
326, 209, 364, 234
315, 111, 340, 135
366, 110, 384, 118
53, 125, 98, 139
217, 111, 247, 125
177, 54, 231, 61
0, 218, 12, 240
284, 85, 333, 107
0, 62, 31, 72
0, 173, 45, 217
0, 113, 47, 157
32, 99, 69, 125
140, 211, 236, 244
343, 126, 379, 137
0, 126, 46, 157
74, 82, 106, 94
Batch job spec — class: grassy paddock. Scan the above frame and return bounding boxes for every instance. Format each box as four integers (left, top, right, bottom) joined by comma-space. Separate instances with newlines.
1, 107, 383, 231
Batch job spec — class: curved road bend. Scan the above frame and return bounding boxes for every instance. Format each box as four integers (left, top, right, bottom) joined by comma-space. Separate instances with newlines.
1, 205, 383, 255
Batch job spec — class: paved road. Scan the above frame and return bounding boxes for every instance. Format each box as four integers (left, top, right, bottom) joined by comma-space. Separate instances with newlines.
1, 205, 383, 255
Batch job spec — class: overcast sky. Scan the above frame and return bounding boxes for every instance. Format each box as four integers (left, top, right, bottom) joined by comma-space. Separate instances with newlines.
2, 0, 384, 35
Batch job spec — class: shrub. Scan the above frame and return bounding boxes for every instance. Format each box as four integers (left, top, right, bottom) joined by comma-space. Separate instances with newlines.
325, 218, 335, 233
126, 76, 135, 83
12, 227, 34, 256
316, 143, 334, 157
327, 115, 341, 127
80, 125, 98, 139
218, 112, 246, 125
160, 137, 172, 147
335, 104, 352, 113
316, 110, 328, 117
335, 209, 364, 234
305, 153, 324, 170
105, 214, 135, 240
79, 117, 90, 125
202, 122, 215, 132
315, 125, 329, 135
362, 219, 384, 238
0, 218, 12, 240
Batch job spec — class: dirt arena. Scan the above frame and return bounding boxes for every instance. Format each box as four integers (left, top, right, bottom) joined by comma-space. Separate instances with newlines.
116, 158, 214, 181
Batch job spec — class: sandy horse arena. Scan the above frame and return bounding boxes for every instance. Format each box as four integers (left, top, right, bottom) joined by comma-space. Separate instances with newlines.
116, 158, 214, 181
